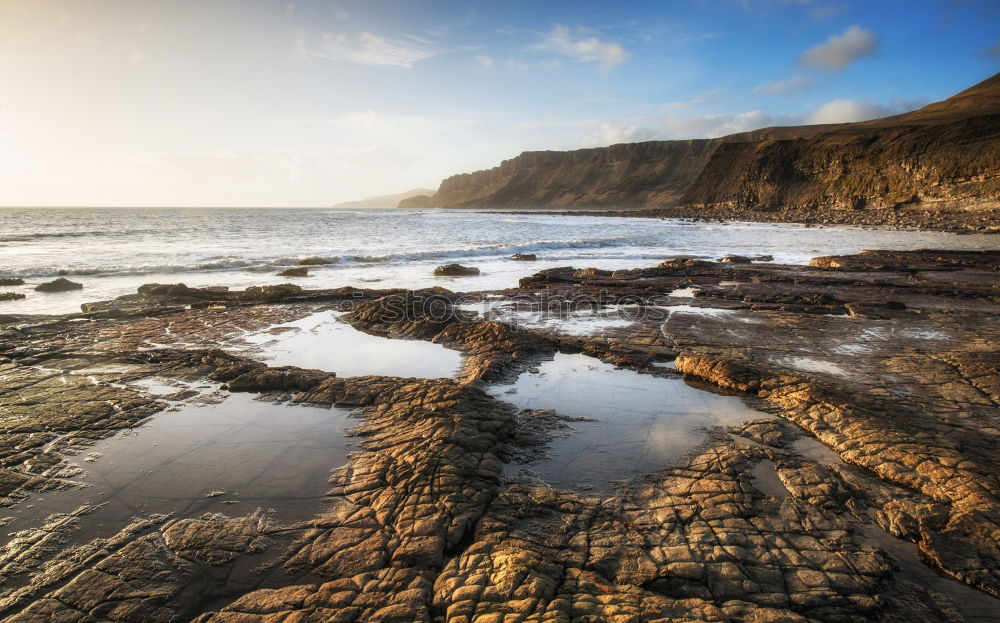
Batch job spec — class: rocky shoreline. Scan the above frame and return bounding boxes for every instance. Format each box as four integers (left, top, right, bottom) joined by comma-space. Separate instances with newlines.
480, 204, 1000, 234
0, 249, 998, 622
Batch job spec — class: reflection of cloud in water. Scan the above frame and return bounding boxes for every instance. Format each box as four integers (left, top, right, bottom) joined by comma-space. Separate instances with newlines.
489, 353, 770, 489
241, 310, 463, 378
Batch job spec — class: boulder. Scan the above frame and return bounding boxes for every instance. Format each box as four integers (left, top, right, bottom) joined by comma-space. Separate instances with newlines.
720, 255, 753, 264
434, 264, 480, 276
0, 278, 25, 286
35, 277, 83, 292
277, 267, 308, 277
509, 253, 537, 261
0, 292, 25, 301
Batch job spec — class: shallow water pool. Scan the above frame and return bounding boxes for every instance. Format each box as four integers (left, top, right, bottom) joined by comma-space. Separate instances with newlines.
0, 387, 356, 547
488, 353, 771, 489
240, 310, 464, 378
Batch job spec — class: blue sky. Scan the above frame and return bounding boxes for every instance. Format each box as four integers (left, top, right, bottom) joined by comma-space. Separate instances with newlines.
0, 0, 997, 206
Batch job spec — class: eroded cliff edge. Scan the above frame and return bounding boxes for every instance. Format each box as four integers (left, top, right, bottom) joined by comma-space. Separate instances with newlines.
424, 73, 1000, 229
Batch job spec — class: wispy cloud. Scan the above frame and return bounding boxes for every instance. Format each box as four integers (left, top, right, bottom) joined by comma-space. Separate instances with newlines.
507, 57, 563, 71
474, 54, 494, 68
294, 111, 478, 136
664, 89, 728, 109
534, 24, 629, 70
424, 11, 475, 37
806, 98, 925, 123
300, 31, 472, 68
801, 25, 878, 71
754, 75, 814, 96
810, 3, 846, 19
133, 145, 418, 206
566, 94, 924, 147
580, 110, 792, 146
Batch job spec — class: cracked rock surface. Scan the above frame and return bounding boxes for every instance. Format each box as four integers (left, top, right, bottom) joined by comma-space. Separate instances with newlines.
0, 250, 997, 622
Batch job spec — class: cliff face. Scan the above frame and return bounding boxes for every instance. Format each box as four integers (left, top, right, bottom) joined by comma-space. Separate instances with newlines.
433, 140, 720, 209
681, 113, 1000, 213
428, 72, 1000, 217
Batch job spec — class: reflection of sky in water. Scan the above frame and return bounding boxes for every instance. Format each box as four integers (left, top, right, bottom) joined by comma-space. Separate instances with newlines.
495, 307, 636, 336
1, 390, 355, 547
667, 287, 699, 297
775, 356, 849, 377
241, 310, 463, 378
488, 353, 770, 489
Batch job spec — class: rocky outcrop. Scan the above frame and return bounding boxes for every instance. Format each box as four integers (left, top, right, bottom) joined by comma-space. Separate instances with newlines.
679, 110, 1000, 215
333, 187, 436, 209
34, 278, 82, 292
424, 73, 1000, 229
2, 250, 999, 621
434, 264, 480, 276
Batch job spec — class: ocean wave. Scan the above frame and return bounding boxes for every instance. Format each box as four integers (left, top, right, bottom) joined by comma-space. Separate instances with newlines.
1, 236, 659, 279
0, 229, 142, 243
344, 237, 657, 263
3, 257, 273, 279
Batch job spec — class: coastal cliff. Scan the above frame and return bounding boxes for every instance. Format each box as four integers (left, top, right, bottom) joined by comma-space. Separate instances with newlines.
424, 73, 1000, 227
431, 139, 720, 209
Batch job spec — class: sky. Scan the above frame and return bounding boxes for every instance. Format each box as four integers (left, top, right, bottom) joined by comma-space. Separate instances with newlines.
0, 0, 998, 207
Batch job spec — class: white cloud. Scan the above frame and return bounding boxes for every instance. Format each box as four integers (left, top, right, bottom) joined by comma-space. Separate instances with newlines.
534, 24, 629, 70
474, 54, 494, 68
302, 31, 470, 68
579, 110, 794, 147
805, 98, 924, 124
801, 25, 878, 71
582, 124, 660, 146
754, 75, 814, 96
574, 94, 930, 147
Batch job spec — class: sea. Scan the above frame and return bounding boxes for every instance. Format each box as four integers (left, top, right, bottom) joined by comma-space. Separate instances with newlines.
1, 207, 996, 316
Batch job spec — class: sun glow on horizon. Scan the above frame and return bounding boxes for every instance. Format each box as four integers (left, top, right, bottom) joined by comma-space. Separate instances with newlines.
0, 0, 997, 207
